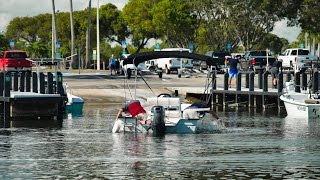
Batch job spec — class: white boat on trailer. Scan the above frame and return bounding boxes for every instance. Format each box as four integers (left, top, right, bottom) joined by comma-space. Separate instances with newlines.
112, 51, 224, 135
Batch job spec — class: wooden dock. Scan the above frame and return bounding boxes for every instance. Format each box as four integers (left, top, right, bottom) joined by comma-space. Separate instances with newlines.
175, 70, 319, 110
0, 71, 67, 127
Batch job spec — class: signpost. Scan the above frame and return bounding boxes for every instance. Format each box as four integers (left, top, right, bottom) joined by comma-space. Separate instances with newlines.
189, 42, 194, 53
155, 43, 161, 51
56, 41, 60, 48
122, 41, 127, 55
55, 41, 61, 59
9, 39, 14, 49
227, 42, 232, 52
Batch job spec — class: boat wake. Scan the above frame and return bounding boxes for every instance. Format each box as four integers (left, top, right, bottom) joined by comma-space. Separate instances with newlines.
196, 113, 226, 134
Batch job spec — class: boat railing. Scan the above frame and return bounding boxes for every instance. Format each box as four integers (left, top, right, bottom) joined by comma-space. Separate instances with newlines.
282, 80, 309, 94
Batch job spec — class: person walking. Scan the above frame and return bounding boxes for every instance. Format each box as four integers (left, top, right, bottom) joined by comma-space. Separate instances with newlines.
270, 59, 283, 88
109, 54, 116, 75
227, 55, 240, 88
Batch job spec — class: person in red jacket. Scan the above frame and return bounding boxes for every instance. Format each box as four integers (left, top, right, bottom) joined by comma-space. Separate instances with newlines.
116, 100, 148, 122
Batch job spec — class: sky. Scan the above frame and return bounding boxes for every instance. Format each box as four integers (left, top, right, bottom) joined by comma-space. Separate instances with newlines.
0, 0, 301, 43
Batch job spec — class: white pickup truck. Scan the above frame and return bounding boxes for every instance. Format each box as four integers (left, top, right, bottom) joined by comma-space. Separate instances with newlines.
278, 48, 318, 73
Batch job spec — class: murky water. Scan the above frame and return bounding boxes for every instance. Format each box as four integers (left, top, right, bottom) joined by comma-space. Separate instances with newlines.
0, 104, 320, 179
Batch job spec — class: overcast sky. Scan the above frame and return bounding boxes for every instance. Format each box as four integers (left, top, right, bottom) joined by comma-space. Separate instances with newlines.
0, 0, 300, 43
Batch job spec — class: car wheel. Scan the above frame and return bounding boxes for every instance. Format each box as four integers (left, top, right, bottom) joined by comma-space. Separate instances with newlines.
149, 66, 155, 72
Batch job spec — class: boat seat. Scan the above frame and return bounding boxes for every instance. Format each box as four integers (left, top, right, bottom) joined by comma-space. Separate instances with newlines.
147, 97, 181, 107
147, 97, 181, 118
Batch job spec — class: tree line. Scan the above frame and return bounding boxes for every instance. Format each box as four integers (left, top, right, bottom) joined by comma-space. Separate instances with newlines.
1, 0, 319, 69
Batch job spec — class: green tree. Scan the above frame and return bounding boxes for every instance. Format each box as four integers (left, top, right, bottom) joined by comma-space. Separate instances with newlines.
99, 3, 129, 45
252, 33, 288, 54
152, 0, 199, 48
0, 33, 9, 52
122, 0, 160, 53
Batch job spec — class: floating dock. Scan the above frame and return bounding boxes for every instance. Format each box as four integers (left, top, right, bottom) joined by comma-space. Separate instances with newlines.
0, 71, 67, 127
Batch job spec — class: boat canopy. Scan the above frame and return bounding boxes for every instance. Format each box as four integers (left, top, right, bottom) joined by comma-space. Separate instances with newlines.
123, 51, 217, 67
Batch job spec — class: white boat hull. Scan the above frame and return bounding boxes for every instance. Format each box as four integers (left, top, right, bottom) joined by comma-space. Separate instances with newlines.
280, 93, 320, 118
112, 113, 224, 134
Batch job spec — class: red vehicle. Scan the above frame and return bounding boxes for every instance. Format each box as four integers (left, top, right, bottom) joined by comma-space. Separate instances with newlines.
0, 50, 32, 72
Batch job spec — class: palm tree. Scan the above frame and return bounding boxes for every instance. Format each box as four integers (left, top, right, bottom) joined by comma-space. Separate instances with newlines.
69, 0, 75, 69
85, 0, 92, 69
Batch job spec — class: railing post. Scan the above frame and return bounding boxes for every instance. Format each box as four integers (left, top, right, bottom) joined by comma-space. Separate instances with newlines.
286, 72, 291, 82
13, 73, 18, 91
249, 72, 254, 91
313, 71, 319, 94
236, 73, 241, 91
32, 72, 38, 93
258, 69, 263, 89
245, 73, 249, 88
278, 72, 283, 93
40, 73, 45, 94
249, 72, 254, 107
0, 72, 4, 96
47, 72, 53, 94
26, 71, 31, 92
56, 72, 64, 95
302, 72, 307, 91
211, 72, 216, 90
224, 72, 229, 90
295, 72, 301, 93
263, 71, 268, 92
19, 72, 25, 92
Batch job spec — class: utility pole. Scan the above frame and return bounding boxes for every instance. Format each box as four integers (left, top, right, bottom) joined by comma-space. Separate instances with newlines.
85, 0, 92, 69
97, 0, 100, 70
70, 0, 75, 69
51, 0, 56, 61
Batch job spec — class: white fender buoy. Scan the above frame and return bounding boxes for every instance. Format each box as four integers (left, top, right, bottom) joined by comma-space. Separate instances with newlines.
112, 120, 121, 133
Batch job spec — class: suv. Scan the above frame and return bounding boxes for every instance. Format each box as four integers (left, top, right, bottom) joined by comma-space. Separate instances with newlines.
202, 51, 231, 73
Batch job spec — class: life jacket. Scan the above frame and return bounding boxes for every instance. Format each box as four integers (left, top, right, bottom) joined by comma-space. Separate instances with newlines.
127, 101, 146, 117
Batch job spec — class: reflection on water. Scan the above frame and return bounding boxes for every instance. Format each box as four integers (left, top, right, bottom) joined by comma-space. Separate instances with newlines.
0, 104, 319, 179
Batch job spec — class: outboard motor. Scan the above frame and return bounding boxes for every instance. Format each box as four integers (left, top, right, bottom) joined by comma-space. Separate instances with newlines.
151, 106, 166, 135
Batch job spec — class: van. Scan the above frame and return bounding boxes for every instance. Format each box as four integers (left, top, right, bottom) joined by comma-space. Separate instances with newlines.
155, 48, 193, 74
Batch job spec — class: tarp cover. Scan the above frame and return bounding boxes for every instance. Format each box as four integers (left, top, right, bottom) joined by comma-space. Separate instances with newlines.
123, 51, 217, 67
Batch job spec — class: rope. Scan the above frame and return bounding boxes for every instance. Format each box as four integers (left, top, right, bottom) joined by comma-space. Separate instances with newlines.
139, 72, 156, 96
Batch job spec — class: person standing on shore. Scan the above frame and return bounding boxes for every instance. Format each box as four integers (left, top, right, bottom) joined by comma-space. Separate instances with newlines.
109, 54, 116, 75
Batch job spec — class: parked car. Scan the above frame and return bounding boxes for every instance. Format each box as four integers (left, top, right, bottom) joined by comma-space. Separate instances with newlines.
0, 50, 32, 73
155, 48, 193, 74
243, 50, 276, 73
202, 51, 231, 73
277, 48, 318, 73
119, 54, 146, 75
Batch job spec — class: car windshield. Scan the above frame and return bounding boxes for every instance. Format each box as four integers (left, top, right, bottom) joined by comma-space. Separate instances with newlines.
250, 51, 271, 56
6, 52, 27, 58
